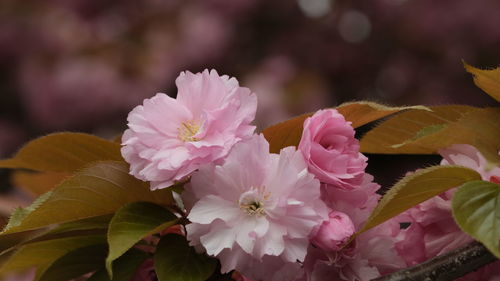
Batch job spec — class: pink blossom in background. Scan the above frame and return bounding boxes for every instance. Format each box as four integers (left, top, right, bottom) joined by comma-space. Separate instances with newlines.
177, 9, 230, 64
20, 58, 135, 130
243, 56, 332, 130
299, 109, 367, 190
183, 134, 328, 281
121, 69, 257, 189
310, 211, 355, 252
395, 144, 500, 280
243, 56, 296, 129
0, 120, 25, 157
6, 1, 236, 131
2, 0, 500, 139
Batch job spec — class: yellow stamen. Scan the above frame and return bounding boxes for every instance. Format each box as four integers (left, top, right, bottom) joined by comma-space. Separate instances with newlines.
178, 120, 200, 142
239, 186, 270, 217
240, 201, 266, 216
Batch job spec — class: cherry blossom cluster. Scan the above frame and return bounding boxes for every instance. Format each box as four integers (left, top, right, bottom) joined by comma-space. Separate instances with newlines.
395, 144, 500, 281
121, 70, 500, 281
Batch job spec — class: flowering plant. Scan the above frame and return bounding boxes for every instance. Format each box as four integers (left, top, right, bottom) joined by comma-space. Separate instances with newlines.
0, 64, 498, 281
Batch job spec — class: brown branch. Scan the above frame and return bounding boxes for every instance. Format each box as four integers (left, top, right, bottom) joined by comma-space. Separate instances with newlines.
372, 241, 498, 281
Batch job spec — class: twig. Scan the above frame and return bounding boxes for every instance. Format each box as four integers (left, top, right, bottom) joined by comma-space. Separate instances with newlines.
372, 241, 498, 281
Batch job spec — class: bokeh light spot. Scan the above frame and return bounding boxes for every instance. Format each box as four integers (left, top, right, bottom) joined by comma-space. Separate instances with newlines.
298, 0, 333, 18
338, 10, 371, 43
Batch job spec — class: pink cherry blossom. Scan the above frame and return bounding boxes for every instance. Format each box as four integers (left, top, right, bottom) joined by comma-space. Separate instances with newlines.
298, 173, 405, 281
395, 189, 500, 281
298, 109, 367, 189
310, 211, 355, 252
121, 69, 257, 189
299, 222, 404, 281
439, 144, 500, 182
395, 144, 500, 280
183, 134, 328, 281
320, 174, 381, 229
297, 175, 405, 281
395, 189, 470, 265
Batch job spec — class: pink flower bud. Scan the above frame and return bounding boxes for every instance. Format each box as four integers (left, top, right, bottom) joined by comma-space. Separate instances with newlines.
310, 211, 355, 252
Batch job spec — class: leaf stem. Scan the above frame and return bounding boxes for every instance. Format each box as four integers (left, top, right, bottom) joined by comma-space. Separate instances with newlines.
372, 241, 498, 281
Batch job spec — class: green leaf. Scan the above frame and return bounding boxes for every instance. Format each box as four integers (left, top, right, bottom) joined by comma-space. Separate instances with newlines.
263, 101, 429, 153
0, 229, 46, 255
46, 215, 112, 235
262, 113, 311, 154
451, 107, 500, 166
38, 244, 108, 281
89, 249, 150, 281
0, 133, 123, 173
154, 234, 217, 281
0, 235, 105, 275
356, 165, 481, 235
464, 62, 500, 102
2, 161, 174, 234
106, 202, 177, 277
0, 215, 109, 252
336, 102, 430, 128
360, 105, 478, 154
391, 124, 448, 148
12, 171, 70, 196
4, 192, 53, 232
0, 215, 110, 270
360, 106, 500, 165
452, 180, 500, 258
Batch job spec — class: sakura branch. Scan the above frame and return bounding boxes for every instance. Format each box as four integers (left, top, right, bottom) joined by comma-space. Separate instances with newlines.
373, 241, 497, 281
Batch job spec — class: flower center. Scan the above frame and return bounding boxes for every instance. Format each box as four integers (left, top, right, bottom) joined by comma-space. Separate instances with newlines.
178, 120, 201, 142
238, 187, 270, 217
240, 201, 266, 216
